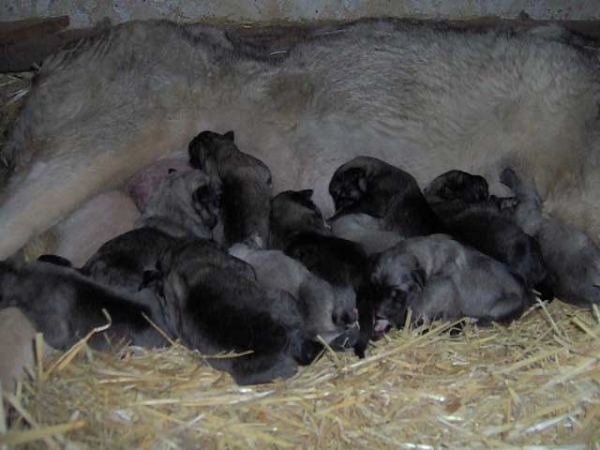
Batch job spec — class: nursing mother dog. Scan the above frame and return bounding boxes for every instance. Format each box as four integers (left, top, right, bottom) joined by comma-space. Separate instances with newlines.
2, 19, 600, 305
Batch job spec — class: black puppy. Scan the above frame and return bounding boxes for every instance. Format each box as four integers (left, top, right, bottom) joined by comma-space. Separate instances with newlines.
424, 170, 550, 296
188, 130, 272, 247
329, 156, 447, 237
270, 189, 372, 358
82, 169, 221, 293
154, 239, 321, 385
0, 260, 171, 350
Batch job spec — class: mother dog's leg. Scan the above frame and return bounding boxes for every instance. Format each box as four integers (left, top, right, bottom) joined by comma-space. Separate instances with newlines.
0, 117, 193, 259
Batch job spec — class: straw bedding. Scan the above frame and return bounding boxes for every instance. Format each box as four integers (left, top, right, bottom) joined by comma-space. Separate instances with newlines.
2, 300, 599, 448
1, 62, 599, 449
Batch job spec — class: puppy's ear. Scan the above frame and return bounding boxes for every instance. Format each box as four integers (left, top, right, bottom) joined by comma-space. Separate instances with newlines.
298, 189, 314, 200
223, 130, 235, 142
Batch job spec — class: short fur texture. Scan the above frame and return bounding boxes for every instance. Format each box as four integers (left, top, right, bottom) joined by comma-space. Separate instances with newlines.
83, 169, 221, 292
270, 189, 371, 357
1, 20, 599, 306
0, 260, 171, 350
188, 130, 272, 247
370, 234, 529, 329
424, 170, 549, 293
329, 156, 447, 237
156, 239, 320, 385
501, 168, 600, 306
229, 242, 359, 347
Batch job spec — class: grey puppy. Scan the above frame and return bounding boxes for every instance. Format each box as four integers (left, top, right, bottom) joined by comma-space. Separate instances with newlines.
83, 169, 222, 292
229, 242, 359, 349
424, 170, 549, 294
370, 234, 529, 332
329, 156, 447, 237
155, 239, 321, 385
500, 168, 600, 306
188, 130, 272, 247
270, 189, 372, 358
0, 260, 171, 351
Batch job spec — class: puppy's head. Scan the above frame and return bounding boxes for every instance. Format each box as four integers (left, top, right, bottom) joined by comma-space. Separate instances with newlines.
188, 130, 236, 171
370, 250, 425, 331
329, 167, 368, 212
424, 170, 489, 203
270, 189, 328, 241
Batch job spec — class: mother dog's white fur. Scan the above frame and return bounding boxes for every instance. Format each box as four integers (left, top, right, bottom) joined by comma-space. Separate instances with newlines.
1, 19, 599, 259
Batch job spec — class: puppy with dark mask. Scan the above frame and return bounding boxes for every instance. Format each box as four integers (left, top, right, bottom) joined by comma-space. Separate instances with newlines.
0, 259, 172, 351
153, 239, 321, 385
501, 168, 600, 306
370, 234, 529, 332
329, 156, 447, 238
82, 169, 221, 293
188, 130, 272, 247
229, 241, 359, 351
270, 189, 373, 358
424, 170, 550, 296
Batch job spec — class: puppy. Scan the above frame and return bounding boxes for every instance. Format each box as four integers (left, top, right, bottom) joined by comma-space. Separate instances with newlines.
270, 189, 372, 358
188, 130, 272, 247
329, 156, 447, 237
370, 234, 529, 330
423, 170, 490, 205
269, 189, 330, 250
229, 242, 359, 349
155, 239, 321, 385
0, 260, 171, 351
82, 169, 221, 292
501, 168, 600, 306
424, 170, 549, 294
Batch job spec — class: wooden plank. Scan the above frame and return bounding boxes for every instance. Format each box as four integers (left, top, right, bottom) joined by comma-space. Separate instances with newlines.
0, 29, 101, 73
0, 16, 69, 46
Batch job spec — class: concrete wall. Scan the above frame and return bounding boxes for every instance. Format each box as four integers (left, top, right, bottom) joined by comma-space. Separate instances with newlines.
2, 1, 600, 28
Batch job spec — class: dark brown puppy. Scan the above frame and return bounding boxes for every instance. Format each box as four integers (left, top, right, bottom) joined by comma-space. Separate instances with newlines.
188, 130, 272, 247
270, 189, 371, 358
0, 260, 171, 351
329, 156, 447, 237
155, 239, 321, 385
424, 170, 550, 296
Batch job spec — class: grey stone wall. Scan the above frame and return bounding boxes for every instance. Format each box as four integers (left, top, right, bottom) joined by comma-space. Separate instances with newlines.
2, 0, 600, 28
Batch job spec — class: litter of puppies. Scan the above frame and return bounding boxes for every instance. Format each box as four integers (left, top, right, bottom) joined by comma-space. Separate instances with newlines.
3, 127, 600, 446
3, 16, 600, 445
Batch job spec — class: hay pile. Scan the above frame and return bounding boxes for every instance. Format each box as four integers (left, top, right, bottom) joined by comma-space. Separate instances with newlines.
2, 300, 599, 448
